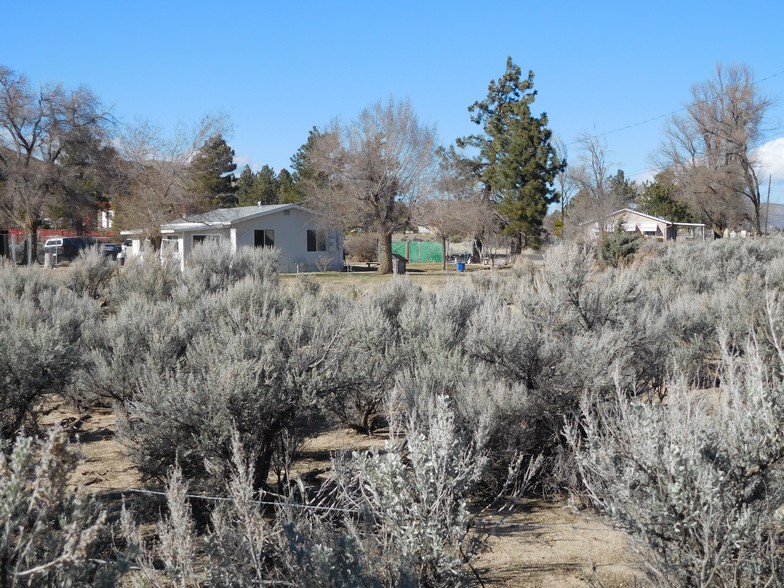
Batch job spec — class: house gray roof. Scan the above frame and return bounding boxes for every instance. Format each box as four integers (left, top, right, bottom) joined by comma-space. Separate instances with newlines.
183, 204, 294, 224
608, 209, 672, 225
161, 204, 303, 232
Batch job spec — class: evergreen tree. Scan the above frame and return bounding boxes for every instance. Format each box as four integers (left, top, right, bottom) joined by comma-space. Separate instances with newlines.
290, 127, 324, 185
458, 57, 564, 250
235, 164, 257, 206
254, 165, 279, 205
189, 134, 237, 209
277, 168, 302, 204
638, 171, 697, 222
289, 127, 332, 205
236, 165, 294, 207
607, 170, 637, 208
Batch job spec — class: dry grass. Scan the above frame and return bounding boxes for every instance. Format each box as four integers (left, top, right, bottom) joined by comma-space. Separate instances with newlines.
280, 261, 515, 296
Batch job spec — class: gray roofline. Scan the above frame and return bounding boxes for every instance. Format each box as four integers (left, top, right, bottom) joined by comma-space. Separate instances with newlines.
161, 204, 311, 232
609, 208, 673, 226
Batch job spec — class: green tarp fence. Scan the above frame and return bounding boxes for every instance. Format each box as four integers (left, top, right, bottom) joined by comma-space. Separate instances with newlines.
391, 240, 443, 263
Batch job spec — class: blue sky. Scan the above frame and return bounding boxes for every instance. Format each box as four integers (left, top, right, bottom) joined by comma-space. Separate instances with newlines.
3, 1, 784, 200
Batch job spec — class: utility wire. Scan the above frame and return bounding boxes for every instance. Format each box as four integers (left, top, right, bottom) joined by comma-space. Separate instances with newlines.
566, 109, 684, 146
110, 486, 360, 514
565, 67, 784, 147
756, 69, 784, 84
98, 487, 627, 534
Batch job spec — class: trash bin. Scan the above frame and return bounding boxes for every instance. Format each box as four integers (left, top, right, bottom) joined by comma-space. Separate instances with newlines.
117, 251, 126, 266
456, 262, 465, 272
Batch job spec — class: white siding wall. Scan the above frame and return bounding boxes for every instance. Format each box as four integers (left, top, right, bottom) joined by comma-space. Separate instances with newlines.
608, 212, 670, 239
164, 208, 343, 273
232, 208, 343, 272
164, 228, 229, 271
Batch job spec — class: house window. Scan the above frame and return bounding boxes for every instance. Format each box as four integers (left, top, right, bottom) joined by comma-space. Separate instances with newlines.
254, 229, 275, 248
161, 237, 179, 253
192, 234, 220, 246
307, 229, 327, 252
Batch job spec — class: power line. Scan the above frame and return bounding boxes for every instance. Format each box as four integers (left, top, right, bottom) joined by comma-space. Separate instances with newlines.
756, 69, 784, 84
566, 109, 685, 146
566, 66, 784, 147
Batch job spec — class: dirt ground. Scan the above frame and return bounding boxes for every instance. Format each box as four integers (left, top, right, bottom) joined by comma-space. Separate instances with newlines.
39, 399, 141, 493
40, 398, 643, 586
473, 501, 643, 587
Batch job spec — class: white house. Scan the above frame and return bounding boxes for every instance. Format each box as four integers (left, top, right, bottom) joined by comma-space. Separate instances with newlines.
588, 209, 707, 241
159, 204, 344, 272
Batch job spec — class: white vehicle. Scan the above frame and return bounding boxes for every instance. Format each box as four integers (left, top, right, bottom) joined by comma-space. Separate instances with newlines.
42, 237, 93, 262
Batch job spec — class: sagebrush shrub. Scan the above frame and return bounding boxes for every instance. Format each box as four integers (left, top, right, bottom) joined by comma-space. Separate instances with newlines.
68, 246, 118, 300
569, 336, 784, 587
123, 396, 486, 587
117, 277, 348, 492
0, 265, 100, 435
17, 229, 784, 586
318, 279, 423, 433
322, 394, 487, 587
180, 240, 280, 299
76, 294, 202, 405
0, 428, 111, 586
104, 250, 181, 307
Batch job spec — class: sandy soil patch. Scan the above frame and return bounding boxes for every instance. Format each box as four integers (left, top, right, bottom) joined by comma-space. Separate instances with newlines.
474, 500, 643, 587
39, 399, 141, 493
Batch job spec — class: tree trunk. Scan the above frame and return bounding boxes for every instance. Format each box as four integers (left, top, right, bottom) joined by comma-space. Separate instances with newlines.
25, 218, 42, 266
751, 195, 762, 235
253, 444, 275, 491
510, 232, 522, 255
472, 237, 482, 264
441, 235, 447, 270
378, 232, 393, 274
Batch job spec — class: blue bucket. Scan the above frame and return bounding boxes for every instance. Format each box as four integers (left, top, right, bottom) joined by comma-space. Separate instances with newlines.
456, 262, 465, 272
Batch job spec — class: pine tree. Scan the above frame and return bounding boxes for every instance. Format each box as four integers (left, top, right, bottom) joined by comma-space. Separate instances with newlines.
638, 171, 697, 222
189, 134, 237, 209
235, 164, 257, 206
277, 168, 302, 204
458, 57, 564, 250
254, 165, 279, 205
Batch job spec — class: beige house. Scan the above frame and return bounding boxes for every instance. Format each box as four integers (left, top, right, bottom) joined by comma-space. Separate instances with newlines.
591, 209, 707, 241
159, 204, 344, 272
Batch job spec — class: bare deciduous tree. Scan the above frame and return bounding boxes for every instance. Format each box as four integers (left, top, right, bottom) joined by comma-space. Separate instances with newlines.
0, 65, 113, 262
658, 63, 771, 233
554, 138, 576, 237
112, 115, 229, 246
302, 97, 437, 274
414, 147, 491, 268
564, 134, 635, 239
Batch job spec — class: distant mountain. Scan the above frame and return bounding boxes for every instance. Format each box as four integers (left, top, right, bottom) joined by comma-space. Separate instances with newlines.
763, 203, 784, 230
